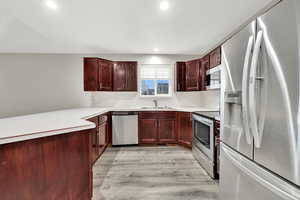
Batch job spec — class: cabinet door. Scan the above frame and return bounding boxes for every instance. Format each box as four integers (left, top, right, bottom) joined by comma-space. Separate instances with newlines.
107, 112, 112, 144
84, 58, 98, 91
158, 119, 176, 143
113, 62, 126, 91
98, 59, 113, 91
209, 47, 221, 68
200, 56, 210, 91
0, 131, 92, 200
177, 112, 193, 147
113, 61, 137, 91
98, 122, 107, 155
125, 62, 137, 91
176, 62, 186, 91
139, 119, 158, 144
185, 59, 201, 91
86, 116, 99, 163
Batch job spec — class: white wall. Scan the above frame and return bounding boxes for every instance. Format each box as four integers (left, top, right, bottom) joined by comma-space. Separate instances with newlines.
0, 53, 219, 118
0, 54, 203, 118
0, 54, 92, 118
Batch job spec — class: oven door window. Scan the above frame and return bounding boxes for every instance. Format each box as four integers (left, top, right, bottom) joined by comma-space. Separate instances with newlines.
194, 121, 210, 149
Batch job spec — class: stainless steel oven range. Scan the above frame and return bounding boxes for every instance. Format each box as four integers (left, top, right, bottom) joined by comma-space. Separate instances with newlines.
192, 113, 218, 179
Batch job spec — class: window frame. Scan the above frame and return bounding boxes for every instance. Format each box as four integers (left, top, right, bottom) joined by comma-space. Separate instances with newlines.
139, 64, 173, 98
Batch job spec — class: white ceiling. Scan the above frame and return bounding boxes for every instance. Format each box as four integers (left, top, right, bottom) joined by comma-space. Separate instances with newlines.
1, 0, 276, 55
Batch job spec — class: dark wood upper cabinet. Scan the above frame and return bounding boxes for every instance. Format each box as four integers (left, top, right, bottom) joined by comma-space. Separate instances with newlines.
176, 62, 186, 91
84, 58, 98, 91
84, 58, 137, 92
200, 55, 210, 91
113, 61, 137, 91
125, 61, 138, 91
209, 47, 221, 69
98, 59, 113, 91
113, 62, 126, 91
175, 46, 221, 92
185, 59, 201, 91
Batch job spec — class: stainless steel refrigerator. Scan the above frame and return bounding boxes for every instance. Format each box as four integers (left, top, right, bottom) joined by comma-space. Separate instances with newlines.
220, 0, 300, 199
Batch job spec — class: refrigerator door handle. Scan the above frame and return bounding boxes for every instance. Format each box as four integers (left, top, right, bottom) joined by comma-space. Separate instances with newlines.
249, 30, 265, 148
257, 18, 296, 144
242, 35, 255, 145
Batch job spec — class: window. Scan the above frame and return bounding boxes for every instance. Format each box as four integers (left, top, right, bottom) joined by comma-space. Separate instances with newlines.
140, 64, 172, 97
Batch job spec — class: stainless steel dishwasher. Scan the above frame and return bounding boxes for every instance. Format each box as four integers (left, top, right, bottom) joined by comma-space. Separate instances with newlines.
112, 111, 138, 146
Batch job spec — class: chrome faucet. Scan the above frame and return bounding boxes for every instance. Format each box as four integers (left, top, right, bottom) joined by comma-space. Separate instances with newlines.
153, 100, 158, 108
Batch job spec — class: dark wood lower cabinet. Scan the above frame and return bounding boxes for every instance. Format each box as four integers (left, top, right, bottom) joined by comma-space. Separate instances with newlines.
158, 119, 176, 143
98, 114, 108, 155
0, 130, 92, 200
87, 113, 110, 164
177, 112, 193, 148
0, 111, 196, 200
138, 112, 177, 145
139, 119, 158, 144
87, 116, 99, 163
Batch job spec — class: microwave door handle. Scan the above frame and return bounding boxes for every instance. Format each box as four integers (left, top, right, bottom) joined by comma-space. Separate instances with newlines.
249, 30, 264, 148
242, 35, 254, 145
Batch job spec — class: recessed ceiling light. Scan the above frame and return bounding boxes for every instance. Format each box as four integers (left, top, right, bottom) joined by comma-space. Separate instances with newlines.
160, 1, 169, 11
45, 0, 58, 10
153, 48, 159, 52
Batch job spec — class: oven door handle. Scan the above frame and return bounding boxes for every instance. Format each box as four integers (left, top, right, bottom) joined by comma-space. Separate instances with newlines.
192, 115, 213, 126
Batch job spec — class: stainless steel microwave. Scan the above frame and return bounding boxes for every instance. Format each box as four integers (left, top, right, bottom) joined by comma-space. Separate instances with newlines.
206, 66, 221, 90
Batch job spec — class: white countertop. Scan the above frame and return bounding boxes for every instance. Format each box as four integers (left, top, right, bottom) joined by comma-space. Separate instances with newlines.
0, 107, 218, 145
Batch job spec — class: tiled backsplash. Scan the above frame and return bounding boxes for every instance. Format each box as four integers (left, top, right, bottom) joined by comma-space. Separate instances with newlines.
91, 91, 220, 110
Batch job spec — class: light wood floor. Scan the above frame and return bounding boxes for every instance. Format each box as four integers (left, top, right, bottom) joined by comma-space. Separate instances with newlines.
92, 146, 219, 200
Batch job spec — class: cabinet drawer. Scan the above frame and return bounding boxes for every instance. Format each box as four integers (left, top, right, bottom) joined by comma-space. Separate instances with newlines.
139, 111, 176, 119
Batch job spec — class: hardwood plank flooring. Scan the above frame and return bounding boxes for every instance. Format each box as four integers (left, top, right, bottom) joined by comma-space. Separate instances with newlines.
92, 146, 219, 200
